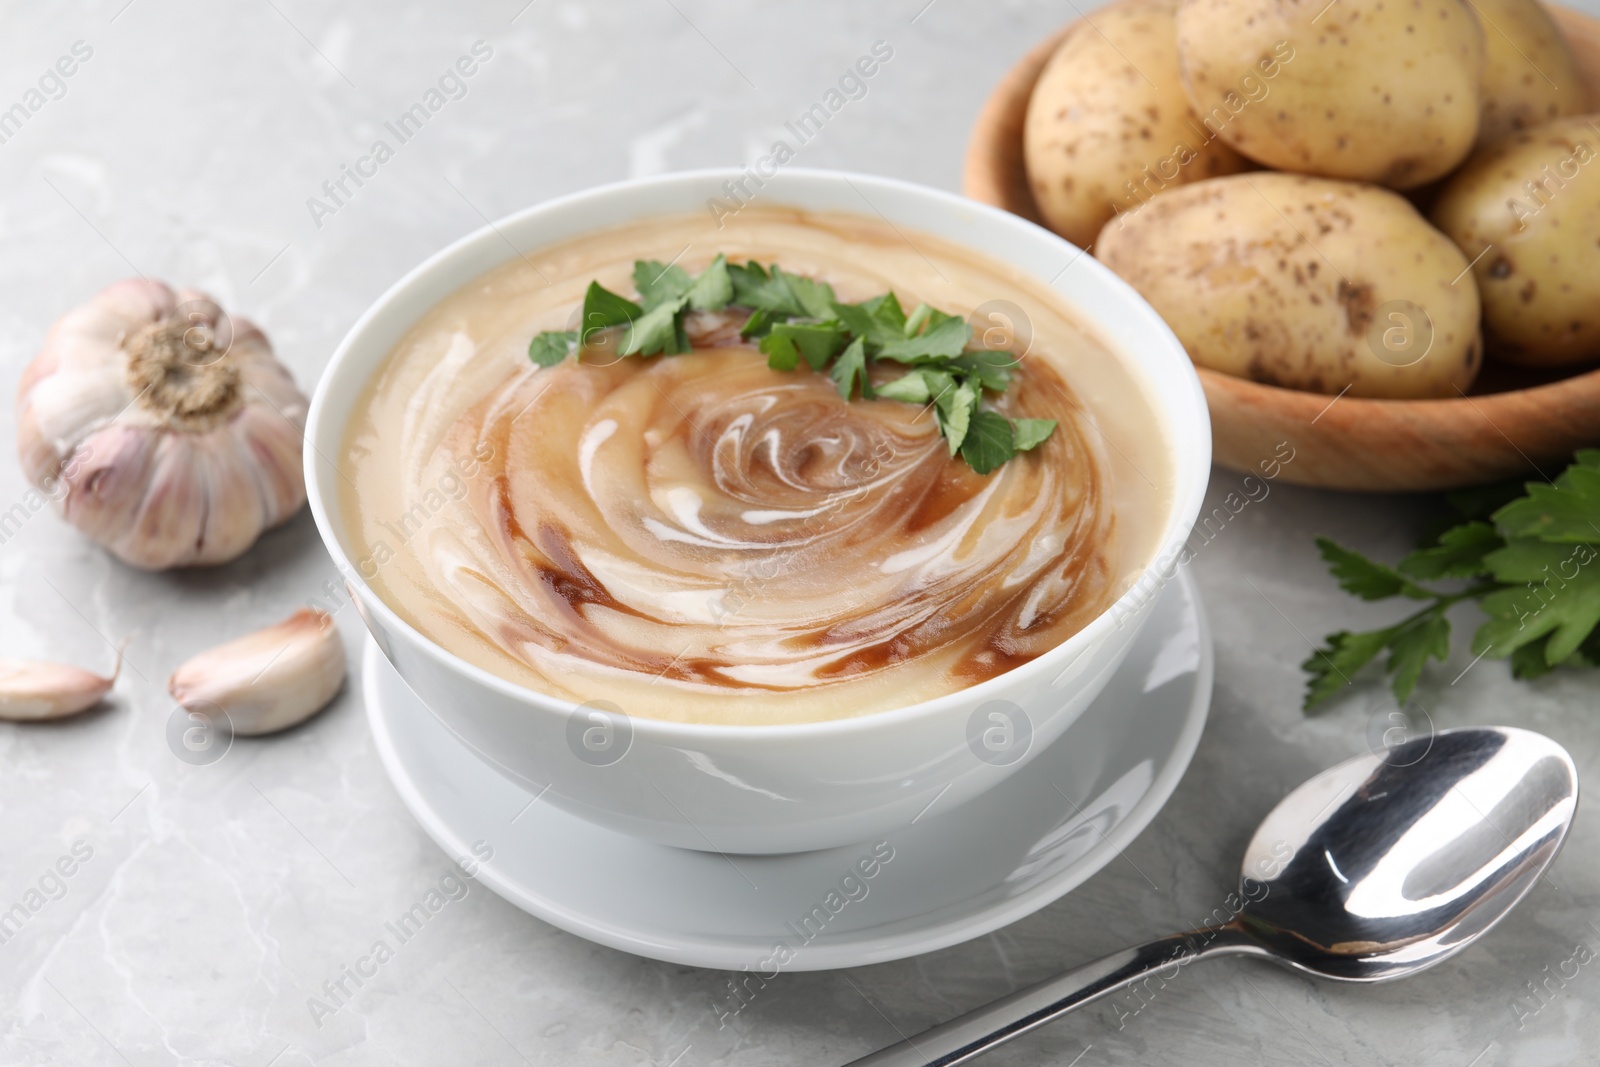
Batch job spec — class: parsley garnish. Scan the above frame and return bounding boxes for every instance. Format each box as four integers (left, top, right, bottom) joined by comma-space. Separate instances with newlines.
526, 256, 1056, 473
1302, 451, 1600, 710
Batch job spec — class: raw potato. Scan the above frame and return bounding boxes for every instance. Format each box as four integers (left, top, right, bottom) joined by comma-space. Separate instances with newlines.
1096, 173, 1482, 398
1023, 0, 1249, 247
1473, 0, 1589, 142
1431, 114, 1600, 365
1175, 0, 1484, 188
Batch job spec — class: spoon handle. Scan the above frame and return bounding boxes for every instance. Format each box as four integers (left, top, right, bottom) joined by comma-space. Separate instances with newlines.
841, 923, 1261, 1067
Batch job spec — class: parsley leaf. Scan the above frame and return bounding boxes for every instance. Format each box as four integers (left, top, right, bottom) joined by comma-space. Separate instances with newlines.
782, 270, 838, 320
621, 296, 689, 357
1302, 605, 1453, 712
726, 261, 783, 311
1398, 521, 1500, 580
1475, 541, 1600, 664
633, 260, 693, 310
1510, 637, 1558, 679
951, 350, 1019, 392
579, 281, 641, 341
935, 379, 979, 455
624, 256, 733, 354
1481, 536, 1589, 582
1302, 628, 1393, 710
1385, 611, 1452, 703
832, 295, 909, 348
903, 302, 949, 337
860, 292, 908, 332
728, 262, 837, 320
1315, 537, 1433, 601
759, 322, 845, 371
1011, 418, 1057, 452
687, 254, 732, 310
960, 410, 1015, 475
1492, 450, 1600, 542
920, 368, 958, 409
528, 330, 577, 368
830, 337, 871, 400
878, 313, 970, 363
526, 255, 1046, 472
739, 307, 778, 340
760, 330, 800, 372
1304, 453, 1600, 710
876, 370, 932, 403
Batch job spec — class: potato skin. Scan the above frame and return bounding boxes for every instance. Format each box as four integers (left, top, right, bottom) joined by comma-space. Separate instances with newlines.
1473, 0, 1589, 142
1432, 115, 1600, 366
1023, 0, 1249, 247
1175, 0, 1484, 189
1096, 173, 1482, 398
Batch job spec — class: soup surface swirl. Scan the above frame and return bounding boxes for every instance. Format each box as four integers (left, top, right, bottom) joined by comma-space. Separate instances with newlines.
341, 210, 1172, 723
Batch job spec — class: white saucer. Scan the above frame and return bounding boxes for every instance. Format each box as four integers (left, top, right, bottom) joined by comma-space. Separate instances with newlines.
366, 570, 1212, 971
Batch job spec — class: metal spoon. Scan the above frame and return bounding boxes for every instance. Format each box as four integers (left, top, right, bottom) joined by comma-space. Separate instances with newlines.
846, 726, 1578, 1067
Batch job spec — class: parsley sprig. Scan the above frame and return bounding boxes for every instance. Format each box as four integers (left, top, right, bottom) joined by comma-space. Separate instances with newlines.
1303, 450, 1600, 710
527, 255, 1056, 474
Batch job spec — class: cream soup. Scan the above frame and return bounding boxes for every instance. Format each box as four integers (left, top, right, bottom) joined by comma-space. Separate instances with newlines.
339, 208, 1173, 724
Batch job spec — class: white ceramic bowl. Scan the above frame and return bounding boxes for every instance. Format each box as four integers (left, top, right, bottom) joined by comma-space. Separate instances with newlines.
305, 168, 1210, 855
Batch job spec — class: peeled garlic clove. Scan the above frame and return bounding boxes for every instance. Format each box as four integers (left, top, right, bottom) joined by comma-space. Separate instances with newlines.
168, 610, 345, 736
0, 656, 118, 721
15, 279, 309, 569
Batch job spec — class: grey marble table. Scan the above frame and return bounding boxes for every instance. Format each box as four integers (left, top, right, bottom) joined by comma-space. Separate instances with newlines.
3, 1, 1599, 1064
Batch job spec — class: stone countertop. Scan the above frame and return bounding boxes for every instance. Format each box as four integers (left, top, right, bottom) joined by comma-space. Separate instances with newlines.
2, 1, 1598, 1064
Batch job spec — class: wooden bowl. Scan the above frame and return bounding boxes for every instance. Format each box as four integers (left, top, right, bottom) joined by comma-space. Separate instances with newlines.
965, 5, 1600, 491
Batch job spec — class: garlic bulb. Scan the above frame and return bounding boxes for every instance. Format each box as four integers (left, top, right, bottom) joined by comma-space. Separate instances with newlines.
0, 655, 118, 721
168, 609, 344, 736
16, 278, 308, 569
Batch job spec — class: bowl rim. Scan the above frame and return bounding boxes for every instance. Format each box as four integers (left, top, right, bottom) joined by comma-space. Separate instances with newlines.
303, 166, 1211, 740
1193, 359, 1600, 418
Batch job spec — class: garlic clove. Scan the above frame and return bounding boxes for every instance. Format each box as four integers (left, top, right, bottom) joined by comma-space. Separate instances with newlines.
0, 656, 118, 721
230, 402, 308, 523
238, 346, 310, 417
61, 424, 159, 547
122, 431, 206, 570
43, 281, 167, 375
191, 427, 268, 566
95, 277, 176, 326
15, 382, 60, 488
25, 357, 143, 471
168, 609, 345, 736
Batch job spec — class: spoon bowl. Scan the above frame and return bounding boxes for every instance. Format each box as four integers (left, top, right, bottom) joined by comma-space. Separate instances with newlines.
848, 727, 1578, 1066
1238, 727, 1577, 983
